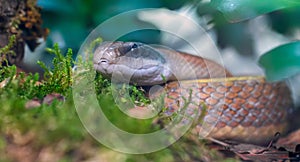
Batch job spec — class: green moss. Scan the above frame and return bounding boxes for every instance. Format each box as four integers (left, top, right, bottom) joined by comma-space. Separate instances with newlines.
37, 43, 73, 95
0, 35, 16, 67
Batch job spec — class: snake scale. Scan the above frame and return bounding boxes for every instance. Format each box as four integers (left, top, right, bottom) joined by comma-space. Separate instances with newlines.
93, 41, 294, 144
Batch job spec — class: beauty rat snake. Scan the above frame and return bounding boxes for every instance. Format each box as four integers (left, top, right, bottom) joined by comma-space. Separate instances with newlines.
93, 41, 294, 144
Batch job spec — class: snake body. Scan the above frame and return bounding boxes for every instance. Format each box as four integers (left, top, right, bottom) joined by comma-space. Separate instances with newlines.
93, 41, 294, 144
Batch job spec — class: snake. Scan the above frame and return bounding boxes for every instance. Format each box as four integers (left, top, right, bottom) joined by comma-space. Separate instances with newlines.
93, 41, 294, 144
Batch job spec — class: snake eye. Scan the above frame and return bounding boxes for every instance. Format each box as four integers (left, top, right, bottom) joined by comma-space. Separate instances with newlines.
131, 43, 138, 49
118, 43, 139, 55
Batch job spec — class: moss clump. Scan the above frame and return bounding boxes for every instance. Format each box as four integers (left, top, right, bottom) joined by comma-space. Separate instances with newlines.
37, 44, 73, 96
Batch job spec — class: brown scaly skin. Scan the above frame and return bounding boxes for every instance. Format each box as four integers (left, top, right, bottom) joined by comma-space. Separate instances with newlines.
93, 42, 294, 144
159, 77, 293, 144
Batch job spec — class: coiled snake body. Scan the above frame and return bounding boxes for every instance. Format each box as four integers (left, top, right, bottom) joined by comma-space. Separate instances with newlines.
93, 41, 294, 144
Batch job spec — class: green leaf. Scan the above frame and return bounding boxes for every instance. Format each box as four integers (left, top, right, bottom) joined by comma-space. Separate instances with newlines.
258, 41, 300, 81
211, 0, 300, 22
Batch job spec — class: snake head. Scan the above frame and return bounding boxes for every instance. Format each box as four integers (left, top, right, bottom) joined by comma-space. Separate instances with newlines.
93, 41, 146, 75
93, 41, 137, 74
93, 41, 172, 85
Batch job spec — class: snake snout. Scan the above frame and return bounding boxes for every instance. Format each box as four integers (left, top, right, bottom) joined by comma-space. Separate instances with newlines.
93, 57, 112, 75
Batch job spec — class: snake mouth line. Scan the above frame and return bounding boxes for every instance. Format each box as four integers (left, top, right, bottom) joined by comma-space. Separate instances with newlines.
181, 76, 266, 83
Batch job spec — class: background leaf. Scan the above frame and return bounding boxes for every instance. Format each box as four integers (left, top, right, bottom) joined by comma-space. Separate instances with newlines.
211, 0, 300, 22
259, 41, 300, 81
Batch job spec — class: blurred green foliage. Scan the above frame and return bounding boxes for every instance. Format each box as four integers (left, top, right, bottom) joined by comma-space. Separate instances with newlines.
37, 0, 193, 53
197, 1, 300, 56
259, 41, 300, 81
270, 7, 300, 35
37, 0, 300, 81
200, 0, 300, 80
211, 0, 300, 22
